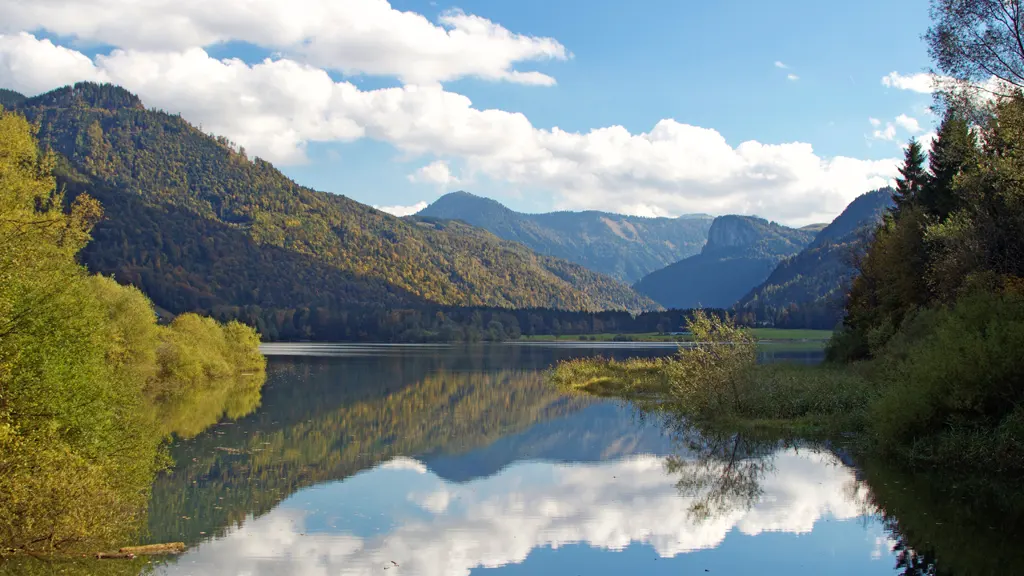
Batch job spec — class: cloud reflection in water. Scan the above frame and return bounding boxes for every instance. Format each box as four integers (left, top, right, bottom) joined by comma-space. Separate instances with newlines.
154, 448, 879, 576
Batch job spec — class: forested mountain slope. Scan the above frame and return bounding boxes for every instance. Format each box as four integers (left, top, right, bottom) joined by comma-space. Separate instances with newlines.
633, 215, 816, 309
735, 188, 894, 328
418, 191, 712, 283
9, 83, 657, 314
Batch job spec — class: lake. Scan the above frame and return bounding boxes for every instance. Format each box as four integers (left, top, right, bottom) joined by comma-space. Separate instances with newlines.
13, 343, 1019, 575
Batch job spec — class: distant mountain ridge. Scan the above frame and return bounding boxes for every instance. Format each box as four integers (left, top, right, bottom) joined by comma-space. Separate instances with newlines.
735, 188, 895, 328
417, 191, 712, 283
9, 82, 658, 316
633, 215, 817, 309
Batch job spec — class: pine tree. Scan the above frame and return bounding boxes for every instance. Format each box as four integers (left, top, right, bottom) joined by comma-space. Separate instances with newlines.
892, 138, 928, 219
921, 109, 976, 220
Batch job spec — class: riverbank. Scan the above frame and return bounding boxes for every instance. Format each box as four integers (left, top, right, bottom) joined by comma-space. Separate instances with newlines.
550, 301, 1024, 472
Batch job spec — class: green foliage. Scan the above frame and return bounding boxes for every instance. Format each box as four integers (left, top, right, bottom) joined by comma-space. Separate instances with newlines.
11, 82, 656, 316
867, 291, 1024, 469
418, 191, 712, 283
840, 207, 931, 359
0, 108, 266, 556
661, 311, 757, 416
0, 90, 26, 109
549, 312, 838, 429
0, 109, 157, 554
892, 139, 928, 218
635, 215, 816, 309
923, 108, 976, 220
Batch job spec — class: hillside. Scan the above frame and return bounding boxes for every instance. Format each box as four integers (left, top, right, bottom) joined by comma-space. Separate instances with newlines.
0, 88, 26, 108
417, 191, 712, 283
11, 82, 657, 315
633, 216, 816, 309
735, 188, 895, 328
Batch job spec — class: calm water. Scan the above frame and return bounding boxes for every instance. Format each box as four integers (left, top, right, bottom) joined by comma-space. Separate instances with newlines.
18, 343, 1019, 575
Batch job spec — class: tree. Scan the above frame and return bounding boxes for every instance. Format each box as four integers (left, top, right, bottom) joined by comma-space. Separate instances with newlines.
926, 0, 1024, 104
892, 139, 928, 218
922, 108, 977, 219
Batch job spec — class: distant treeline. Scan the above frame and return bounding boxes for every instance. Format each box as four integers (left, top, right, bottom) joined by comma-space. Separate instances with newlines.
202, 305, 730, 342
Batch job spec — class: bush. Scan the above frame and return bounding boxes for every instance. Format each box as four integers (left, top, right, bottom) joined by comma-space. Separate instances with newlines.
869, 291, 1024, 469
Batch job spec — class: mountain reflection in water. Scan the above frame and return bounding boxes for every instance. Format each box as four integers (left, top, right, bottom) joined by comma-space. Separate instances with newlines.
8, 344, 1018, 575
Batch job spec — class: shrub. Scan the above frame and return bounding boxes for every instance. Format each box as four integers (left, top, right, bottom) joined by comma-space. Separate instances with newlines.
869, 291, 1024, 469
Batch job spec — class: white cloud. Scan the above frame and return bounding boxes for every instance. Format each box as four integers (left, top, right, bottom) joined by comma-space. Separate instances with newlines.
774, 61, 788, 69
881, 71, 938, 93
902, 131, 938, 152
868, 117, 881, 127
881, 70, 1014, 102
872, 123, 897, 141
408, 160, 460, 187
374, 201, 428, 217
0, 32, 105, 95
152, 449, 887, 576
0, 0, 568, 86
894, 114, 921, 133
787, 73, 799, 81
377, 457, 428, 473
0, 33, 899, 225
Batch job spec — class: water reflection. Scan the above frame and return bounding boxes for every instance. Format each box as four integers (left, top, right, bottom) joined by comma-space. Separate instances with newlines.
10, 344, 1017, 575
145, 345, 674, 546
151, 448, 876, 575
137, 345, 892, 575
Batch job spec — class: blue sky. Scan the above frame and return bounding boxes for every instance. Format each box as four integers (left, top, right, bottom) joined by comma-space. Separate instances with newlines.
0, 0, 937, 224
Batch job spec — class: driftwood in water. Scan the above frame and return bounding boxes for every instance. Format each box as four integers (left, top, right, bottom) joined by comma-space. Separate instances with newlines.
96, 542, 186, 559
119, 542, 186, 555
96, 552, 135, 559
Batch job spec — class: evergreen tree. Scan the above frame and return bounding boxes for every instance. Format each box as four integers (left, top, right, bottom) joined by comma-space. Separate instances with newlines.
892, 139, 928, 219
922, 109, 976, 220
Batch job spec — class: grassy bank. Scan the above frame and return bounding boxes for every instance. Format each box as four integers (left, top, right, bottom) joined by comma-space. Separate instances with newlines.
551, 314, 870, 436
551, 299, 1024, 472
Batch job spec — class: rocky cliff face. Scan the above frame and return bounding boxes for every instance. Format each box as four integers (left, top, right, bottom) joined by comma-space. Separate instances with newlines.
633, 215, 817, 309
705, 216, 771, 249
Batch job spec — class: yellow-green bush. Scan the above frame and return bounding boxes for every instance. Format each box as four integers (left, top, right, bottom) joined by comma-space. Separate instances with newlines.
0, 107, 266, 555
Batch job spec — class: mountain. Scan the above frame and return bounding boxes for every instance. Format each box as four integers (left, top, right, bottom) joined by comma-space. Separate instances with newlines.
633, 216, 817, 309
11, 82, 657, 315
417, 191, 712, 283
734, 188, 895, 329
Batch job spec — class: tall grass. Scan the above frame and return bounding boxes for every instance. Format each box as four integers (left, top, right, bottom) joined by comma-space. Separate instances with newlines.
553, 311, 871, 433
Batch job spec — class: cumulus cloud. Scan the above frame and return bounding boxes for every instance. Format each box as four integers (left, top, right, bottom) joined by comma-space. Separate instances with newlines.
408, 160, 460, 187
154, 449, 885, 576
894, 114, 922, 133
1, 33, 899, 225
774, 61, 788, 69
0, 0, 568, 85
881, 71, 938, 93
0, 32, 105, 94
787, 73, 799, 81
374, 201, 429, 217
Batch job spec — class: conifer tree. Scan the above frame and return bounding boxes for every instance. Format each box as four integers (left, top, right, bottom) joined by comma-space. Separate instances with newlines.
891, 139, 927, 219
922, 109, 976, 220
